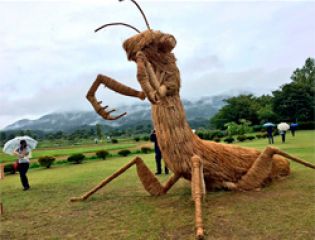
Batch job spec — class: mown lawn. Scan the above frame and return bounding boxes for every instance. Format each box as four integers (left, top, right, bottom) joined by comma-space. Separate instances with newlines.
0, 131, 314, 239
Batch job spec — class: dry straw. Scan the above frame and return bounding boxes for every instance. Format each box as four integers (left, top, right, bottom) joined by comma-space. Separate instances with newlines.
73, 1, 315, 239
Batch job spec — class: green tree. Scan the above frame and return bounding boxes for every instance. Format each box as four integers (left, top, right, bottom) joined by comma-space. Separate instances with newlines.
211, 95, 260, 129
272, 57, 315, 122
224, 122, 239, 136
255, 95, 277, 123
224, 119, 253, 136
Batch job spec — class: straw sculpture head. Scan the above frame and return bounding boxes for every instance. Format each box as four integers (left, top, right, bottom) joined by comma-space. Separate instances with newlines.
73, 1, 315, 239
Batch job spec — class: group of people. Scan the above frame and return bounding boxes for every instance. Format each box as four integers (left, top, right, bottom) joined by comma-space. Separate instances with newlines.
266, 122, 298, 144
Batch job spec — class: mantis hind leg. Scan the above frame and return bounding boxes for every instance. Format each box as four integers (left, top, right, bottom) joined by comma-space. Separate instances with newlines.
224, 146, 288, 191
70, 157, 180, 202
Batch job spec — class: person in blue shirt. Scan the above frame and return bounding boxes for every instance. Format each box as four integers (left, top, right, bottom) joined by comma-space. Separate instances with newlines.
290, 123, 297, 137
266, 126, 274, 144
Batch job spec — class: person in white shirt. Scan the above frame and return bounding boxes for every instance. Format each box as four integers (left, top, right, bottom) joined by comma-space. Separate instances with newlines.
13, 140, 30, 190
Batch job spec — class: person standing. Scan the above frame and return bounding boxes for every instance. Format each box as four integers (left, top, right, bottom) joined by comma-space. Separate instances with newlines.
279, 130, 286, 143
150, 130, 169, 175
266, 126, 274, 144
13, 140, 31, 190
290, 123, 297, 137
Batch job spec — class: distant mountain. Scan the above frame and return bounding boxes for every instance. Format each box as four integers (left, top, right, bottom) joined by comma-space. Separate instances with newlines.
4, 96, 228, 132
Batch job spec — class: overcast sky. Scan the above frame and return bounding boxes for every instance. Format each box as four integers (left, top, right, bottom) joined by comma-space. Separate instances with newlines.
0, 0, 314, 129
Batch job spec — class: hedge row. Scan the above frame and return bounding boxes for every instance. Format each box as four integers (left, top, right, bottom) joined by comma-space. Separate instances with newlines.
3, 146, 154, 174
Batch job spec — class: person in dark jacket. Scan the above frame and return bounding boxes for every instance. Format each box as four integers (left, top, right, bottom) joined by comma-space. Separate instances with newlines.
150, 130, 169, 175
266, 126, 274, 144
279, 130, 286, 143
290, 123, 298, 137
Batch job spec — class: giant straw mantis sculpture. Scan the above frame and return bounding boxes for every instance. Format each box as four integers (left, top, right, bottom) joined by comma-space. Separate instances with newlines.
71, 1, 315, 239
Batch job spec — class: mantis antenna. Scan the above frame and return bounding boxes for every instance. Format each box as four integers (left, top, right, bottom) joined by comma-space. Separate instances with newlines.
95, 22, 141, 33
95, 0, 151, 33
119, 0, 151, 30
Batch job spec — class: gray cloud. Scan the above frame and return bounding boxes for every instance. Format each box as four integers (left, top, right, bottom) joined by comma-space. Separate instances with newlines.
0, 1, 314, 129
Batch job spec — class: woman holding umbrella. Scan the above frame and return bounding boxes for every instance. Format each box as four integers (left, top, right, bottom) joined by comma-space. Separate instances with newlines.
14, 140, 31, 190
3, 136, 37, 191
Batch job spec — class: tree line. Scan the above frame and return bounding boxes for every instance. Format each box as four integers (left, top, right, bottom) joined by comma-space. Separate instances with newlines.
210, 58, 315, 129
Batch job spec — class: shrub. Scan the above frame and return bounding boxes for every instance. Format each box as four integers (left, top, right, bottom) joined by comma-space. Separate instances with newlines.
247, 136, 255, 141
118, 149, 131, 157
196, 130, 226, 140
142, 136, 150, 141
141, 146, 152, 154
213, 137, 221, 142
4, 163, 16, 174
38, 156, 55, 168
67, 153, 85, 164
134, 137, 140, 142
223, 137, 235, 144
111, 139, 118, 144
96, 150, 110, 160
237, 135, 247, 142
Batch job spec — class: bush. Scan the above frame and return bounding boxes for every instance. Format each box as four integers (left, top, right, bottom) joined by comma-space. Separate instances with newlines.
142, 136, 150, 141
96, 150, 110, 160
118, 149, 131, 157
223, 137, 235, 144
213, 137, 221, 142
38, 156, 55, 168
67, 153, 85, 164
111, 139, 118, 144
196, 130, 225, 140
247, 136, 255, 141
141, 146, 152, 154
134, 137, 140, 142
4, 163, 16, 174
237, 135, 247, 142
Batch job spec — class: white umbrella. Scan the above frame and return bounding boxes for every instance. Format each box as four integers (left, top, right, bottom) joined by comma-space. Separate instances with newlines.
3, 136, 38, 155
277, 122, 290, 131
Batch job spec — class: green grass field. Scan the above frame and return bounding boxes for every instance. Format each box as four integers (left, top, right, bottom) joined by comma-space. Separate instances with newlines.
1, 131, 314, 239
